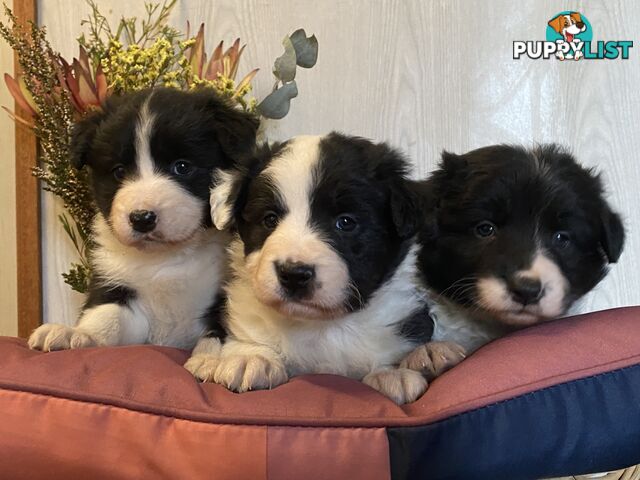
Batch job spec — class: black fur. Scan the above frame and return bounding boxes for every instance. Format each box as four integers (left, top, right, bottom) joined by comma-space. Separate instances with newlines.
226, 132, 421, 310
70, 87, 259, 225
396, 305, 435, 343
416, 144, 625, 314
84, 275, 136, 309
71, 87, 258, 318
310, 133, 419, 306
201, 294, 228, 341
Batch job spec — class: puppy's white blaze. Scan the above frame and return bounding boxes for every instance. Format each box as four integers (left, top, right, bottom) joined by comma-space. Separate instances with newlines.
521, 252, 568, 318
248, 135, 350, 316
476, 251, 568, 324
210, 169, 236, 230
135, 96, 156, 178
110, 175, 204, 246
264, 135, 322, 227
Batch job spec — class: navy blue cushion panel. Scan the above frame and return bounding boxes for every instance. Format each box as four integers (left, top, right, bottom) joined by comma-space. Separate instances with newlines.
388, 364, 640, 480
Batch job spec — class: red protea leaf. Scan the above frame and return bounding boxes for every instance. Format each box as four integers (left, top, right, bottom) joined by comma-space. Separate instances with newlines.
78, 45, 92, 80
229, 44, 246, 80
205, 58, 223, 80
190, 23, 206, 77
95, 64, 109, 104
211, 40, 224, 62
72, 59, 99, 106
2, 105, 34, 127
234, 68, 259, 97
4, 73, 37, 116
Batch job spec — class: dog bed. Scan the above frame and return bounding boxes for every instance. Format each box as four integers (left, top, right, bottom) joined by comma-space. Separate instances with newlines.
1, 306, 639, 480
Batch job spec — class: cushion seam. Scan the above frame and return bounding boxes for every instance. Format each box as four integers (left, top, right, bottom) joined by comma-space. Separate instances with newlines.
0, 362, 638, 429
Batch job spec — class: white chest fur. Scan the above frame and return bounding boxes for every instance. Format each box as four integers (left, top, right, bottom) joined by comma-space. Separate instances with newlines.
429, 299, 510, 353
91, 215, 229, 349
225, 241, 425, 379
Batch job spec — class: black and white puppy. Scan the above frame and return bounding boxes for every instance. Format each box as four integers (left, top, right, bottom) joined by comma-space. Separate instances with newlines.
29, 87, 258, 351
185, 133, 435, 404
402, 144, 625, 374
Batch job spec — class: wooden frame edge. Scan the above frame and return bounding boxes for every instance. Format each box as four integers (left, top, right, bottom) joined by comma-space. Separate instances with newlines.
14, 0, 41, 338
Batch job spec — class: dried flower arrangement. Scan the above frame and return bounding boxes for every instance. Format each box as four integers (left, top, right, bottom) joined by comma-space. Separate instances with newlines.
1, 0, 318, 293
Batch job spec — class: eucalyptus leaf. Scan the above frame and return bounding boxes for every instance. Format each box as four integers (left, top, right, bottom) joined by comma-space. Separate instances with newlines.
289, 29, 318, 68
257, 81, 299, 119
273, 36, 297, 82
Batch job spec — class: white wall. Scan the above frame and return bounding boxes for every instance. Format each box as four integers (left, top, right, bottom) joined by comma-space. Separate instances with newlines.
38, 0, 640, 325
0, 0, 17, 337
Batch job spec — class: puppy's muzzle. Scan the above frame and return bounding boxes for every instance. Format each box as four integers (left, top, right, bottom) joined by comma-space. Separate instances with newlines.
129, 209, 157, 233
275, 261, 316, 299
507, 276, 543, 306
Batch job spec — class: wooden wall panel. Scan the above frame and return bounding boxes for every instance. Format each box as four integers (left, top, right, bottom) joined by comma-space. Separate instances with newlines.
37, 0, 640, 325
13, 0, 40, 337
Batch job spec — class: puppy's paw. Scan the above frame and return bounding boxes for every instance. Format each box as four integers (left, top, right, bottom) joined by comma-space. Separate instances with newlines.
400, 341, 466, 381
28, 324, 98, 352
214, 354, 288, 393
184, 354, 220, 382
362, 368, 428, 405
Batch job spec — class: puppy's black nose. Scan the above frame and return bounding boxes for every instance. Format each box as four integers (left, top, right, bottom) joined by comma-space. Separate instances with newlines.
576, 21, 585, 29
508, 277, 543, 306
129, 210, 157, 233
276, 261, 315, 296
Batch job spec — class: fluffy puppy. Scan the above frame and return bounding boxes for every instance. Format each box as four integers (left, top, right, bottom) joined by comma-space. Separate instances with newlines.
401, 144, 625, 375
185, 133, 436, 404
29, 87, 258, 351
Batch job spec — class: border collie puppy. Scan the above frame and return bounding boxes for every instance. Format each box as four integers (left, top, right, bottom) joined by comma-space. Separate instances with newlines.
185, 133, 435, 404
28, 88, 258, 351
401, 144, 625, 375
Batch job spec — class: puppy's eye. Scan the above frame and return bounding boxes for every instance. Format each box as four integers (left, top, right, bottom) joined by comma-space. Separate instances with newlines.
263, 212, 279, 230
112, 165, 126, 181
553, 231, 571, 249
335, 215, 358, 232
474, 221, 497, 238
171, 160, 194, 176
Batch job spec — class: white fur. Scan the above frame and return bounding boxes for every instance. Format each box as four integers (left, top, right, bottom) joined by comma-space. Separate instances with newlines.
210, 169, 235, 230
109, 96, 206, 248
223, 240, 424, 379
29, 213, 229, 351
476, 251, 568, 326
430, 250, 569, 353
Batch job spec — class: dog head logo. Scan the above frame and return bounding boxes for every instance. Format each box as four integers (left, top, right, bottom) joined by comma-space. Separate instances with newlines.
546, 11, 592, 60
514, 11, 632, 60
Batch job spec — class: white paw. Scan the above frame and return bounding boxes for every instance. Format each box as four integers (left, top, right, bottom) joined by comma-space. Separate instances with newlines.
184, 353, 220, 382
362, 368, 428, 405
400, 341, 466, 381
214, 354, 288, 393
28, 324, 98, 352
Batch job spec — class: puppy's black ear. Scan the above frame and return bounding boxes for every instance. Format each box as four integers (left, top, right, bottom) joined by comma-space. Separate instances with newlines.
440, 151, 469, 179
390, 179, 422, 239
201, 90, 259, 160
69, 111, 106, 169
600, 206, 625, 263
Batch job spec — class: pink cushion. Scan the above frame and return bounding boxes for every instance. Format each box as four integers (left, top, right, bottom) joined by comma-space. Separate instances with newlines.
0, 306, 638, 479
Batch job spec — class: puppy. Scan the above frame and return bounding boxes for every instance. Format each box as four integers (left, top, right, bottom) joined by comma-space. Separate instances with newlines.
547, 12, 587, 60
29, 88, 258, 351
185, 133, 435, 404
401, 144, 625, 376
